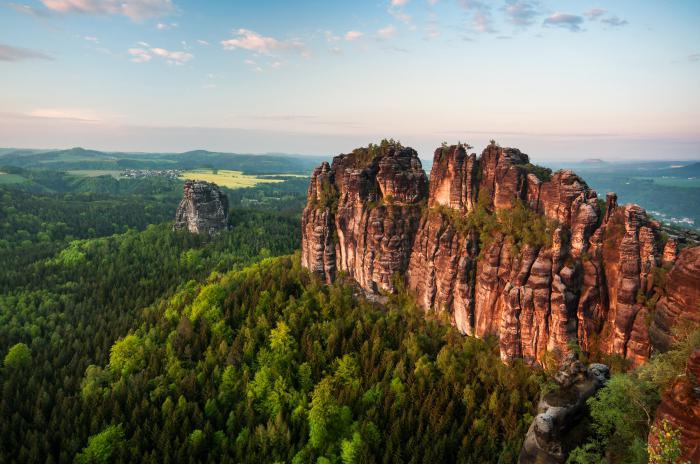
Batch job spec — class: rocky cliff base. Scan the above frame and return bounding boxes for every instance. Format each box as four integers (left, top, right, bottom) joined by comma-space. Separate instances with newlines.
519, 356, 610, 463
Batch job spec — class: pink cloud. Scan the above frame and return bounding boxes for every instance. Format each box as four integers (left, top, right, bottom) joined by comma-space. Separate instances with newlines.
377, 25, 396, 39
41, 0, 174, 21
344, 30, 363, 41
221, 29, 306, 56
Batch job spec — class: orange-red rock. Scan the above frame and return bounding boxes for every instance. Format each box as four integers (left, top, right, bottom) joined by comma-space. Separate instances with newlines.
648, 349, 700, 462
301, 142, 700, 366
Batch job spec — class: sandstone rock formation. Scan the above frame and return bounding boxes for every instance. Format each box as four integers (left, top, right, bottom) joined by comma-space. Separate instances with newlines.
648, 349, 700, 463
650, 246, 700, 351
301, 143, 428, 293
174, 180, 229, 235
519, 356, 610, 463
301, 141, 700, 366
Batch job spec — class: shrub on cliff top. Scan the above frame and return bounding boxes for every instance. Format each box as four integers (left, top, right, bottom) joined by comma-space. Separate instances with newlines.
432, 193, 556, 255
518, 163, 553, 182
350, 139, 404, 169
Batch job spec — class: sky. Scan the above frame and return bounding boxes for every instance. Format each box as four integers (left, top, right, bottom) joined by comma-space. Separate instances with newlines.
1, 0, 699, 162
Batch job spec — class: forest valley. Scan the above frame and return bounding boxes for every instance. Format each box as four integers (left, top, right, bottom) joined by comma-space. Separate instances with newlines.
0, 145, 698, 464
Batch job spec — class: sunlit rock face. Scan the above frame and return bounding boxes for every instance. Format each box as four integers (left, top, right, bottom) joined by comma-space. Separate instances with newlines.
301, 141, 700, 366
648, 349, 700, 463
649, 246, 700, 351
174, 180, 229, 235
301, 144, 428, 293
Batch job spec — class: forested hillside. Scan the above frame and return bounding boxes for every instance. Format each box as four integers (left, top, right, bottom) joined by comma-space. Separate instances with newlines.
0, 171, 305, 462
0, 166, 544, 463
1, 160, 697, 463
0, 148, 323, 175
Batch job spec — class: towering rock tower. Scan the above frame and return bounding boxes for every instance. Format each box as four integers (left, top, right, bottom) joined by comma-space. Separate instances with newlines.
174, 180, 229, 235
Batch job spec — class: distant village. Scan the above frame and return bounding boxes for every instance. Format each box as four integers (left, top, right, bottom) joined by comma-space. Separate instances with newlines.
120, 169, 183, 180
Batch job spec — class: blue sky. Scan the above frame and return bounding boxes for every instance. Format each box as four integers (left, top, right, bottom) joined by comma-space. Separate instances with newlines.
1, 0, 699, 161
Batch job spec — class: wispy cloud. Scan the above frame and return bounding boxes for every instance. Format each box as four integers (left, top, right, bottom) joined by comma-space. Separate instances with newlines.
543, 12, 584, 32
688, 53, 700, 62
584, 8, 606, 20
424, 27, 440, 40
345, 30, 363, 41
128, 46, 192, 65
0, 43, 52, 61
7, 2, 51, 17
197, 39, 210, 46
388, 0, 411, 24
472, 10, 495, 33
601, 16, 628, 27
40, 0, 174, 21
156, 22, 178, 30
503, 0, 541, 27
83, 36, 99, 43
458, 0, 495, 34
242, 59, 284, 72
221, 29, 307, 56
28, 108, 101, 122
150, 47, 192, 65
376, 25, 397, 40
323, 31, 340, 43
243, 58, 262, 72
128, 48, 152, 62
584, 8, 628, 27
389, 8, 411, 24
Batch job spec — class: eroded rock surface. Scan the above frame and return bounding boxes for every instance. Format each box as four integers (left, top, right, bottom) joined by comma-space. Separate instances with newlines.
300, 144, 428, 293
301, 141, 700, 365
173, 180, 229, 235
519, 356, 610, 464
648, 349, 700, 463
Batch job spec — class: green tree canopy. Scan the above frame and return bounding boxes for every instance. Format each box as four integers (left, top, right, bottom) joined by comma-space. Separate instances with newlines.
74, 424, 125, 464
3, 342, 31, 369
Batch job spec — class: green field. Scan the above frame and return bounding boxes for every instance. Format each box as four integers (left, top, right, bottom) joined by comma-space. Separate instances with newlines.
0, 171, 27, 184
258, 173, 310, 178
67, 170, 123, 178
179, 169, 285, 188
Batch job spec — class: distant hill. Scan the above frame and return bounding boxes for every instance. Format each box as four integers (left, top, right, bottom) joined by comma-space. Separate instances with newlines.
0, 147, 325, 175
581, 158, 606, 164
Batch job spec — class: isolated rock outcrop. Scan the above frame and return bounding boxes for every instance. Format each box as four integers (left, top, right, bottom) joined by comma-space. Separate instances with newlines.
173, 180, 229, 235
301, 141, 700, 366
519, 356, 610, 463
648, 349, 700, 462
